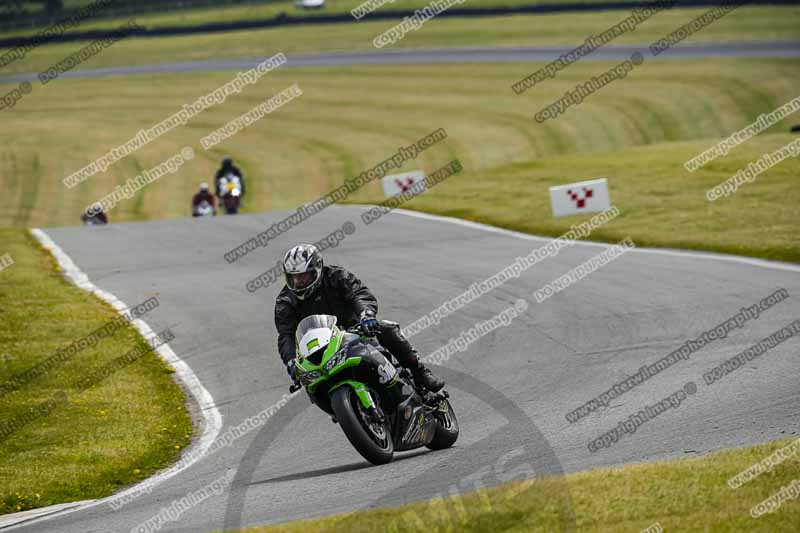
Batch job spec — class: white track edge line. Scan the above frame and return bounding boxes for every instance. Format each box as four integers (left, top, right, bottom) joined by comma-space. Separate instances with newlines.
16, 229, 223, 529
344, 205, 800, 273
13, 208, 796, 527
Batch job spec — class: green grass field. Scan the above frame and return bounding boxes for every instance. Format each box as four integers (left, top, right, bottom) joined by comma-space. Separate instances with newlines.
237, 437, 800, 532
1, 7, 798, 74
389, 131, 800, 263
1, 57, 798, 260
0, 228, 192, 514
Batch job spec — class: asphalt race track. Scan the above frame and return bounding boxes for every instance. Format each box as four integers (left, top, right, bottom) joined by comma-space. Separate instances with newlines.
0, 42, 798, 84
7, 206, 799, 532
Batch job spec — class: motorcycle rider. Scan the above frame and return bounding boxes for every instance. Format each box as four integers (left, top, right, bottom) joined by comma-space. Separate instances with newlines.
214, 156, 245, 200
81, 202, 108, 225
192, 182, 216, 216
274, 244, 445, 393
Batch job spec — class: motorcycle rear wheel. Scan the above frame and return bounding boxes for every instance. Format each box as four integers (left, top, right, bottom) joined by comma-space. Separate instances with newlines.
426, 398, 459, 450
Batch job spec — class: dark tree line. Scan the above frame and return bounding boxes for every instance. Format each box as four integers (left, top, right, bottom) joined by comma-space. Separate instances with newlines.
2, 1, 63, 15
2, 0, 277, 18
45, 1, 64, 15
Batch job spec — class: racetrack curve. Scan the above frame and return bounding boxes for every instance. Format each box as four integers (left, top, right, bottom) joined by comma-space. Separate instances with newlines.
7, 206, 799, 532
0, 42, 798, 84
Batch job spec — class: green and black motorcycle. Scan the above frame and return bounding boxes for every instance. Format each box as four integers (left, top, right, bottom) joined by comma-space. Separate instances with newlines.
290, 314, 458, 465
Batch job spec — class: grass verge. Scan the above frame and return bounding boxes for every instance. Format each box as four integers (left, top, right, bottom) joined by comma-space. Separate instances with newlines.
354, 131, 800, 263
0, 228, 192, 515
236, 437, 800, 532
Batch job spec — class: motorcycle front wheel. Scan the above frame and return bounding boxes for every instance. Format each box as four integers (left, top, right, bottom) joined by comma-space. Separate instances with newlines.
331, 387, 394, 465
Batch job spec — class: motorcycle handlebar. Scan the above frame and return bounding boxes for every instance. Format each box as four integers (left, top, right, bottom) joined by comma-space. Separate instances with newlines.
346, 319, 392, 336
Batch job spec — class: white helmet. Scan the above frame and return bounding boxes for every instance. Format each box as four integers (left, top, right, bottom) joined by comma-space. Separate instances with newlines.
282, 244, 323, 300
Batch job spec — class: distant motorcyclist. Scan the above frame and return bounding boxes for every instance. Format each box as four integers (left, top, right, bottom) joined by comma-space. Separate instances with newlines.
274, 244, 445, 393
81, 202, 108, 226
192, 183, 216, 216
214, 156, 245, 199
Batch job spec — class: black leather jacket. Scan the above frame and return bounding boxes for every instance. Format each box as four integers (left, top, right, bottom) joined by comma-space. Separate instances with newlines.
274, 265, 377, 364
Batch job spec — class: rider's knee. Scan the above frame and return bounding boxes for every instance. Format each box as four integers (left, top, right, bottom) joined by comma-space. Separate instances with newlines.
380, 320, 404, 339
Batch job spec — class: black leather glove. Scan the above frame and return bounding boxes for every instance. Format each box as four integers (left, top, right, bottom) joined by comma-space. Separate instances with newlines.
287, 360, 302, 393
359, 312, 380, 336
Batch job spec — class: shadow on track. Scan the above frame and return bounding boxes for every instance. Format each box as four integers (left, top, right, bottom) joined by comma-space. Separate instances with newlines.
250, 449, 431, 485
223, 366, 576, 531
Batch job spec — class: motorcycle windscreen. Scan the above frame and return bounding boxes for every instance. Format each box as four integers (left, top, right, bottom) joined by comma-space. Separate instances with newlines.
295, 314, 338, 353
222, 174, 241, 191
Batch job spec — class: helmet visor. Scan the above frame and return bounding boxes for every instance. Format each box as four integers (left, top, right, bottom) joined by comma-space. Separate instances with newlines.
287, 271, 317, 291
